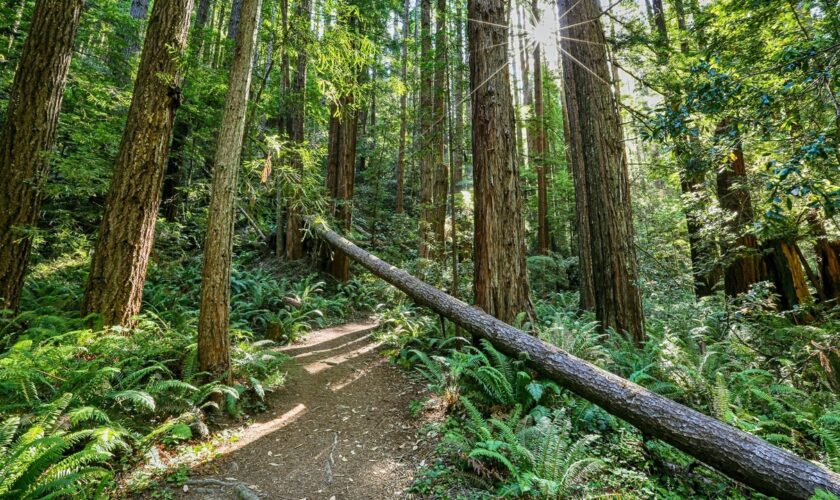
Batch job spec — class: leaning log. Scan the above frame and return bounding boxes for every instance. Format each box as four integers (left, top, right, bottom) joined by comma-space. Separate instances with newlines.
308, 217, 840, 499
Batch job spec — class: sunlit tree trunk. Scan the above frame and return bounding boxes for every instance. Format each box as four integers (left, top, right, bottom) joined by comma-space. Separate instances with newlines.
0, 0, 84, 314
82, 0, 194, 326
715, 121, 761, 297
469, 0, 534, 325
558, 0, 645, 343
198, 0, 262, 380
762, 239, 814, 322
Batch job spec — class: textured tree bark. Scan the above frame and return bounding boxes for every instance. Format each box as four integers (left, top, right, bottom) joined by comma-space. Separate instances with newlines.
0, 0, 84, 314
808, 212, 840, 302
532, 0, 548, 255
284, 0, 312, 260
82, 0, 193, 326
395, 0, 409, 214
715, 121, 761, 297
309, 217, 840, 500
322, 96, 359, 282
195, 0, 214, 28
228, 0, 244, 40
198, 0, 262, 380
558, 0, 645, 343
762, 239, 814, 322
418, 0, 434, 260
431, 0, 448, 261
469, 0, 534, 325
452, 5, 465, 185
515, 4, 532, 167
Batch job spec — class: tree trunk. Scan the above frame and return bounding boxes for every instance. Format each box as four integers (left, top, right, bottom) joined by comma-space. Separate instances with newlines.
431, 0, 448, 262
808, 211, 840, 303
309, 217, 840, 500
126, 0, 150, 59
284, 0, 312, 260
469, 0, 534, 325
516, 4, 533, 166
558, 0, 645, 343
212, 0, 228, 67
322, 99, 359, 282
395, 0, 409, 214
162, 0, 217, 223
82, 0, 193, 326
198, 0, 262, 380
715, 121, 761, 297
533, 0, 548, 255
650, 0, 669, 54
418, 0, 434, 259
0, 0, 84, 314
195, 0, 214, 27
452, 4, 465, 184
762, 239, 814, 322
228, 0, 244, 40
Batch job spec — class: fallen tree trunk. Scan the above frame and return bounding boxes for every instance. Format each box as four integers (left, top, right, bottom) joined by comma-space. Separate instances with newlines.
308, 217, 840, 499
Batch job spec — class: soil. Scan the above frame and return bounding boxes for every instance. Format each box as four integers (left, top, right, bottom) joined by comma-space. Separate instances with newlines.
177, 321, 436, 500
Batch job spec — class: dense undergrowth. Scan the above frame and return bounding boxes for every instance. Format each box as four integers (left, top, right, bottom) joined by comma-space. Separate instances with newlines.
375, 271, 840, 498
0, 231, 383, 498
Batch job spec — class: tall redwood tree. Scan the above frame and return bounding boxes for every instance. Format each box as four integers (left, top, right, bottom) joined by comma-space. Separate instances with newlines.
559, 0, 645, 343
469, 0, 533, 324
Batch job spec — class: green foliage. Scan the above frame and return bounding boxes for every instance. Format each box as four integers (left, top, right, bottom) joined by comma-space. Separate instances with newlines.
0, 394, 120, 499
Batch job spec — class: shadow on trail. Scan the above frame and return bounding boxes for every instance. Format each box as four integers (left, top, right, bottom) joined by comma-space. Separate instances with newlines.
178, 321, 434, 500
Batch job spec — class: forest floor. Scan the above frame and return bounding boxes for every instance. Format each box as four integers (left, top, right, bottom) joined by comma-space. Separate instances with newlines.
173, 321, 438, 499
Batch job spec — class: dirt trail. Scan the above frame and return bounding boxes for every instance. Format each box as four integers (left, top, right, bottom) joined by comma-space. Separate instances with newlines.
180, 321, 434, 499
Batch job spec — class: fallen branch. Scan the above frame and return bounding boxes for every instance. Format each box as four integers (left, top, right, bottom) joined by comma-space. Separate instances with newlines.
308, 217, 840, 499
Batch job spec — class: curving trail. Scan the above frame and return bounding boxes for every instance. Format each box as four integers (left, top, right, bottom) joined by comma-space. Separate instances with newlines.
180, 321, 434, 499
